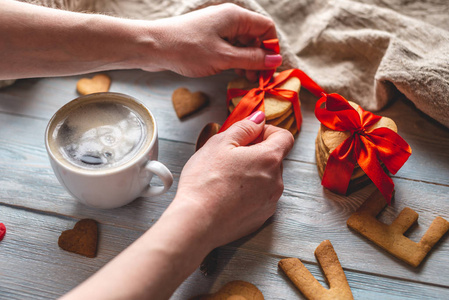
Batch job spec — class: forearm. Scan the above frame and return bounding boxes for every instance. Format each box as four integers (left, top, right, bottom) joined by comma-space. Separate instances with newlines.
1, 2, 281, 80
61, 198, 214, 300
0, 0, 156, 79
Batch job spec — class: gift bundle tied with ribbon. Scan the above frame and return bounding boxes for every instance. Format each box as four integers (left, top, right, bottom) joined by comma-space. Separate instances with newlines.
220, 39, 305, 134
315, 94, 412, 203
214, 39, 411, 203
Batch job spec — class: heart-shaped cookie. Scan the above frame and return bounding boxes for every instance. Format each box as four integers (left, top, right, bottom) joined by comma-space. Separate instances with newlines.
58, 219, 98, 258
76, 74, 111, 95
190, 280, 264, 300
172, 87, 209, 119
196, 123, 221, 151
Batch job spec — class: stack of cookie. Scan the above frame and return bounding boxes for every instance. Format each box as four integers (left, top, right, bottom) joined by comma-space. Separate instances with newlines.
227, 73, 301, 137
315, 101, 398, 193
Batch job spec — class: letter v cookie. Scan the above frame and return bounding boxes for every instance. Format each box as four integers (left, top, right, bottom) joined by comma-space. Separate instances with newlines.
279, 240, 353, 300
347, 189, 449, 267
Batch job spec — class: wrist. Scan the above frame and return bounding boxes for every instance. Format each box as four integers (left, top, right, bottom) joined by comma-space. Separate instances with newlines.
155, 195, 217, 256
86, 16, 159, 71
128, 19, 178, 73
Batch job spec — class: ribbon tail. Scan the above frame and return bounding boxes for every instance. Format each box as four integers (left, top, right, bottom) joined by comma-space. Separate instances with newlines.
367, 127, 412, 175
322, 137, 356, 195
357, 136, 394, 203
292, 93, 302, 131
291, 69, 325, 98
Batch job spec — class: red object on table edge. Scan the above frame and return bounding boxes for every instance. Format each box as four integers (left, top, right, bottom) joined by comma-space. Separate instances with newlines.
0, 223, 6, 241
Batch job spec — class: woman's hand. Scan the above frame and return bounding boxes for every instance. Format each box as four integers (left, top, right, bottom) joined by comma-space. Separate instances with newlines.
171, 111, 294, 249
144, 4, 282, 80
62, 113, 294, 300
1, 2, 281, 81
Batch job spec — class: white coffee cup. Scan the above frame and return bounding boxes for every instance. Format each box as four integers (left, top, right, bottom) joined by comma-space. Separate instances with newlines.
45, 92, 173, 209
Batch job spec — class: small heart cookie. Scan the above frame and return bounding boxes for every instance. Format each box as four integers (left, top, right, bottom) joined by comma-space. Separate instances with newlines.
76, 74, 111, 95
58, 219, 98, 258
172, 87, 209, 119
196, 123, 221, 151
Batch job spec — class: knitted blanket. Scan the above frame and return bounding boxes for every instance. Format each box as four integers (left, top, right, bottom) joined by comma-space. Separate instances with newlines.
17, 0, 449, 128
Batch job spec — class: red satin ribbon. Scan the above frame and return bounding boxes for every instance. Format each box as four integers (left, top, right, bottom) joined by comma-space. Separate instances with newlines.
315, 93, 412, 203
219, 39, 308, 133
219, 39, 411, 202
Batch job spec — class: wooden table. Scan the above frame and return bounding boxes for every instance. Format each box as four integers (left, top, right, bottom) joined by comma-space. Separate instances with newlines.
1, 70, 448, 299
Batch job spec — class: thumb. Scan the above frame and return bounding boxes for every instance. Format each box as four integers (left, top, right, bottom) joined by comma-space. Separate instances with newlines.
224, 111, 266, 146
226, 46, 282, 70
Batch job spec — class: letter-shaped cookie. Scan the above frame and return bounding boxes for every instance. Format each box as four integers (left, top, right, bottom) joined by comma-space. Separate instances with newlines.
347, 190, 449, 267
278, 240, 353, 300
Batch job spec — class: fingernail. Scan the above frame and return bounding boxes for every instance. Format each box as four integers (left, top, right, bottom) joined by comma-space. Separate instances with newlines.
247, 111, 265, 124
264, 54, 282, 68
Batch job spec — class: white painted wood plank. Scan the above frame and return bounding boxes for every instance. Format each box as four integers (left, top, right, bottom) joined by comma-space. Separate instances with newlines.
233, 168, 449, 287
0, 70, 232, 143
0, 205, 142, 299
0, 113, 448, 287
1, 205, 448, 300
0, 70, 448, 185
1, 70, 449, 299
175, 247, 449, 300
0, 112, 188, 231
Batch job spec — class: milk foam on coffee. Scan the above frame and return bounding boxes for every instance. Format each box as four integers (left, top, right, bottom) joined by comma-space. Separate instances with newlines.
52, 101, 147, 170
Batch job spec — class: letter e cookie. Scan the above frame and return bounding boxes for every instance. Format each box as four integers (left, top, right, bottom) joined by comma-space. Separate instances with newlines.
347, 189, 449, 267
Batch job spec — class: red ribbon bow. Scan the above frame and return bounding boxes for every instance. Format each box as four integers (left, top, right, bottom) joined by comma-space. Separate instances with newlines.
219, 39, 411, 202
219, 39, 303, 133
315, 93, 412, 203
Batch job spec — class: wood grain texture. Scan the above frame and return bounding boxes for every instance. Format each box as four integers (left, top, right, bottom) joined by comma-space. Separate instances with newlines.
1, 70, 448, 185
0, 204, 141, 299
0, 111, 448, 286
1, 205, 448, 300
176, 245, 449, 300
1, 70, 449, 299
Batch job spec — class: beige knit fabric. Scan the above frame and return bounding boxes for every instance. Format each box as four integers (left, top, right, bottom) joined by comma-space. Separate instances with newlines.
10, 0, 449, 128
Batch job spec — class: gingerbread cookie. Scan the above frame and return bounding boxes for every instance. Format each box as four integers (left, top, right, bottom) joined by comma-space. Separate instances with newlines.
76, 74, 111, 95
279, 240, 353, 300
320, 102, 397, 154
172, 87, 209, 119
288, 121, 298, 137
266, 108, 292, 126
227, 73, 301, 120
58, 219, 98, 258
277, 115, 295, 131
347, 189, 449, 267
191, 280, 264, 300
315, 101, 397, 193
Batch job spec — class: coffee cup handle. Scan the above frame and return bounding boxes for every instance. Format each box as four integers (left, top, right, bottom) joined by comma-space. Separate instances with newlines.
141, 160, 173, 197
